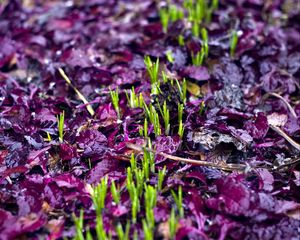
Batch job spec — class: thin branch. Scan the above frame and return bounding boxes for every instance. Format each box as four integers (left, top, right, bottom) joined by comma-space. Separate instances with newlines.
58, 68, 95, 116
126, 143, 246, 172
270, 125, 300, 151
264, 92, 297, 118
272, 157, 300, 171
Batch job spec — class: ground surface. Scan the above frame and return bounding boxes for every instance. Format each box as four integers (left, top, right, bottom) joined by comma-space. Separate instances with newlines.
0, 0, 299, 239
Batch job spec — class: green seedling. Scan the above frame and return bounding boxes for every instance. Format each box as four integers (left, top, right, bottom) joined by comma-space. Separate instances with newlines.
142, 219, 153, 240
145, 105, 161, 137
171, 186, 184, 218
212, 0, 219, 10
176, 78, 187, 104
116, 221, 130, 240
230, 30, 239, 57
191, 49, 205, 66
178, 34, 185, 46
162, 71, 168, 83
142, 149, 150, 180
126, 87, 141, 108
131, 194, 139, 224
111, 181, 120, 204
144, 184, 157, 229
162, 101, 170, 135
143, 118, 148, 137
159, 8, 169, 33
144, 56, 159, 85
86, 227, 93, 240
199, 101, 205, 115
91, 176, 108, 216
130, 153, 137, 172
135, 168, 145, 197
157, 166, 166, 192
169, 208, 178, 239
144, 56, 160, 95
109, 87, 120, 119
73, 210, 84, 240
192, 21, 200, 37
57, 110, 65, 143
166, 50, 175, 63
46, 131, 52, 142
201, 28, 209, 56
178, 104, 184, 139
169, 4, 184, 22
95, 214, 110, 240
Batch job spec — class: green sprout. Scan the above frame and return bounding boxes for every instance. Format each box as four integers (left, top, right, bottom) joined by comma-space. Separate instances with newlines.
143, 118, 148, 137
135, 168, 145, 197
91, 176, 108, 216
109, 87, 120, 119
166, 50, 175, 63
199, 101, 205, 115
142, 149, 150, 180
230, 30, 239, 57
162, 101, 170, 135
130, 153, 137, 171
126, 167, 140, 224
191, 49, 205, 66
95, 214, 110, 240
86, 227, 93, 240
162, 71, 168, 83
169, 208, 178, 239
144, 56, 159, 85
145, 104, 161, 137
144, 56, 160, 95
212, 0, 219, 10
73, 210, 84, 240
176, 79, 187, 104
184, 0, 205, 23
142, 219, 153, 240
116, 221, 130, 240
126, 87, 142, 108
159, 8, 169, 33
46, 131, 52, 142
169, 4, 184, 22
131, 194, 139, 224
178, 104, 184, 139
111, 181, 120, 204
171, 186, 184, 218
178, 34, 185, 46
191, 21, 200, 37
201, 28, 209, 57
157, 166, 166, 192
57, 110, 65, 143
144, 184, 157, 230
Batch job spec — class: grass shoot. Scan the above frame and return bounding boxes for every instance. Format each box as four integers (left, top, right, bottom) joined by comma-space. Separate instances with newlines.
176, 78, 187, 104
57, 110, 65, 143
159, 8, 169, 33
191, 49, 205, 66
109, 87, 120, 119
199, 100, 205, 115
201, 28, 209, 56
169, 208, 178, 239
116, 221, 130, 240
73, 210, 84, 240
162, 101, 170, 135
110, 181, 120, 204
91, 176, 108, 216
166, 50, 175, 63
230, 30, 239, 57
157, 166, 166, 192
171, 186, 184, 218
